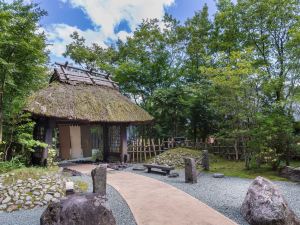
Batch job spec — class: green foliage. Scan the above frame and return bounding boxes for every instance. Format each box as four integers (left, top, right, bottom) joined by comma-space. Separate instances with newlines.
1, 113, 47, 163
47, 148, 57, 167
63, 0, 300, 171
149, 86, 189, 137
0, 157, 24, 173
0, 0, 48, 162
248, 110, 294, 169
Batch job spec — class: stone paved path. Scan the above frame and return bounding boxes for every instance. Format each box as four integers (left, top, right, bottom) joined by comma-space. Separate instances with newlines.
67, 164, 237, 225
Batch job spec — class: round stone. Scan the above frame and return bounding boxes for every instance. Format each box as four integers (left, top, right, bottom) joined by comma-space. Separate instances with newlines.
213, 173, 225, 178
33, 191, 40, 196
0, 204, 7, 210
168, 172, 179, 178
54, 193, 61, 198
44, 194, 53, 202
132, 166, 146, 171
15, 200, 23, 205
2, 196, 11, 204
25, 201, 32, 206
6, 204, 18, 212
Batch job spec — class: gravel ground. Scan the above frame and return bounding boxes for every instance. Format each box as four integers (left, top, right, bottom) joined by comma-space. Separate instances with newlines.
0, 174, 136, 225
127, 167, 300, 225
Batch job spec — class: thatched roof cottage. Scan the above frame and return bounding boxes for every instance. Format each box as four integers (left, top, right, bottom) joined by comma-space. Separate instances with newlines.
26, 62, 153, 165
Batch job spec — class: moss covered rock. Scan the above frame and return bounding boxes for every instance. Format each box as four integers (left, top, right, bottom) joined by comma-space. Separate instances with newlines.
148, 148, 202, 168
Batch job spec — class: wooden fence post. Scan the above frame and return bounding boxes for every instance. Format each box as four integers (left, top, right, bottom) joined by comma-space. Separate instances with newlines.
143, 138, 146, 161
152, 139, 156, 156
158, 138, 162, 152
147, 138, 151, 158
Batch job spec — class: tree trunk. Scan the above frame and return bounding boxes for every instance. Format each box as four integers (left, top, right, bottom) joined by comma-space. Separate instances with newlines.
234, 139, 239, 161
0, 91, 3, 143
286, 143, 290, 166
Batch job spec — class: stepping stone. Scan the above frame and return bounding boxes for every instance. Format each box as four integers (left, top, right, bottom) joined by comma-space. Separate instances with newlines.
168, 172, 179, 178
213, 173, 225, 178
132, 166, 145, 171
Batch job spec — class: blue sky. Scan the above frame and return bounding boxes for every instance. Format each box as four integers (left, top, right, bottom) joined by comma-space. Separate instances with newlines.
28, 0, 218, 63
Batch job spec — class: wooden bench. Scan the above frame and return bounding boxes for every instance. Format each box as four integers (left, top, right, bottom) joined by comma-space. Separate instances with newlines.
143, 164, 175, 175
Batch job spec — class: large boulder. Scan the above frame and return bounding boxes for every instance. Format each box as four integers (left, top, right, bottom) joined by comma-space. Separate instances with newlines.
280, 166, 300, 182
40, 193, 116, 225
241, 176, 300, 225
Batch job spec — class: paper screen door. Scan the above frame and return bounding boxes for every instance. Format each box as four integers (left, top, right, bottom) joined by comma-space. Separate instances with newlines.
70, 126, 83, 159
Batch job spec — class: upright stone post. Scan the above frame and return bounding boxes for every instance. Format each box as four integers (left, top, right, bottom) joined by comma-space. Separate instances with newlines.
202, 150, 209, 171
91, 165, 107, 196
184, 157, 197, 183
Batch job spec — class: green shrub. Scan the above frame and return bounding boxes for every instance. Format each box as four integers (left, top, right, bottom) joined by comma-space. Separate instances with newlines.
47, 148, 58, 166
0, 157, 24, 173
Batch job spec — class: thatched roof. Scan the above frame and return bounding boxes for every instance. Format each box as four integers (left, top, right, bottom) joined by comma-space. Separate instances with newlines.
25, 63, 153, 123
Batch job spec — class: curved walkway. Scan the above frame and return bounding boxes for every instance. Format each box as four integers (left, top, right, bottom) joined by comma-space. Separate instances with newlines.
66, 164, 237, 225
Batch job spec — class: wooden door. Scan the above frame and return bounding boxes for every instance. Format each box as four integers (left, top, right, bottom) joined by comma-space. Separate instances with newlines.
58, 125, 71, 160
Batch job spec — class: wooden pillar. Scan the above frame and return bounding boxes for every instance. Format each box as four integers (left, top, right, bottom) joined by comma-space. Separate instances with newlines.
103, 124, 109, 162
81, 125, 92, 157
43, 119, 55, 166
120, 124, 128, 163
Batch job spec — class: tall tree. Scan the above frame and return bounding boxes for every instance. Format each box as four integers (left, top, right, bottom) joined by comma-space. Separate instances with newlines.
237, 0, 300, 107
0, 0, 48, 145
115, 15, 184, 105
183, 4, 213, 82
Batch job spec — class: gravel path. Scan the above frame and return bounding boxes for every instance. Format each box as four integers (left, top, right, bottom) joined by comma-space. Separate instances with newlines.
128, 168, 300, 225
0, 174, 136, 225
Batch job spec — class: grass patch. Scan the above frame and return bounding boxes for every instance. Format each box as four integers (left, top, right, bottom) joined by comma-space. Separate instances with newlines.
290, 160, 300, 168
210, 156, 289, 181
147, 147, 299, 181
2, 166, 60, 185
0, 158, 25, 173
74, 180, 89, 192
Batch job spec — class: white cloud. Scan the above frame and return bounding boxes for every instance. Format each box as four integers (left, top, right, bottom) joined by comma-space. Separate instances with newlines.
45, 0, 174, 58
45, 24, 106, 56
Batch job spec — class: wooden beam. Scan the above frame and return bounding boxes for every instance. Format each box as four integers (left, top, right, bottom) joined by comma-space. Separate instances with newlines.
81, 125, 92, 157
103, 124, 109, 162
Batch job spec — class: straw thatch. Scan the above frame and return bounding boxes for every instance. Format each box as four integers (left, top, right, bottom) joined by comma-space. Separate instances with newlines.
25, 82, 153, 123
